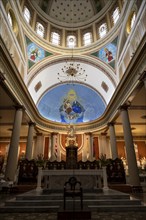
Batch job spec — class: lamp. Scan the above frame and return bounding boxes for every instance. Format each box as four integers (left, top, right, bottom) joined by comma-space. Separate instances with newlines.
57, 59, 87, 84
57, 3, 87, 84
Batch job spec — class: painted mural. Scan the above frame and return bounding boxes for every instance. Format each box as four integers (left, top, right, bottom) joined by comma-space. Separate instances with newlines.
37, 84, 106, 124
26, 36, 53, 68
91, 37, 118, 69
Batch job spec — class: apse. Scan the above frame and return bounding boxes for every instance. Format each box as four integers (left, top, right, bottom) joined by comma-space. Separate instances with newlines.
37, 83, 106, 124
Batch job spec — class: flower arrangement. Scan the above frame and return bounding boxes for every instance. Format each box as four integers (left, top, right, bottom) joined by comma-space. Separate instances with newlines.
98, 153, 110, 167
35, 153, 46, 167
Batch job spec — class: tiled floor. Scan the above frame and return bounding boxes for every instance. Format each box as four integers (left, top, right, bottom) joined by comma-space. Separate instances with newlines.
0, 210, 146, 220
0, 189, 146, 220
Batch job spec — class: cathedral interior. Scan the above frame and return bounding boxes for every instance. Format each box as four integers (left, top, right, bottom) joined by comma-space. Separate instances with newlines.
0, 0, 146, 219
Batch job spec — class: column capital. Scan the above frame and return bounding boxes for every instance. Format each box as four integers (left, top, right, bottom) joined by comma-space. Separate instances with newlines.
85, 132, 92, 136
139, 71, 146, 82
14, 105, 25, 111
51, 132, 58, 136
0, 72, 6, 83
36, 132, 43, 136
119, 104, 130, 111
107, 122, 115, 127
101, 132, 107, 136
28, 122, 36, 127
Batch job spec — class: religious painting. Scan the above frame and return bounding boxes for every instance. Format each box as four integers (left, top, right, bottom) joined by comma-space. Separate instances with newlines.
25, 36, 53, 69
37, 84, 106, 124
59, 89, 85, 123
91, 37, 118, 69
27, 42, 45, 63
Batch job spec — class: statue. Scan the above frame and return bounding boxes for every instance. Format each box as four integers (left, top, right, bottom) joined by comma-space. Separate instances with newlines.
65, 124, 78, 147
67, 124, 75, 137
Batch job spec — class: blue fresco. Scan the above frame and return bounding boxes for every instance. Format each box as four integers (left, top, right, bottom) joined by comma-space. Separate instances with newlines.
37, 84, 106, 124
98, 44, 116, 63
91, 37, 118, 69
27, 42, 45, 63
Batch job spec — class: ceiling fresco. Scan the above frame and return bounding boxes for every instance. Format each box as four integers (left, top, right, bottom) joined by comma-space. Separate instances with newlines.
26, 36, 53, 69
37, 84, 106, 124
91, 37, 118, 69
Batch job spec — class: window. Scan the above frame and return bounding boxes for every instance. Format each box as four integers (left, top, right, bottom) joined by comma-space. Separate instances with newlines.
7, 10, 18, 35
67, 35, 76, 48
51, 32, 60, 45
36, 22, 45, 38
83, 32, 92, 46
126, 10, 137, 34
130, 12, 136, 30
112, 7, 120, 24
99, 23, 107, 38
24, 6, 31, 24
8, 12, 13, 28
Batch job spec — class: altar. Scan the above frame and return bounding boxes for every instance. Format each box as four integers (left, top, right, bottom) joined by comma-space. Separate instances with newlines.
36, 167, 108, 191
36, 125, 108, 192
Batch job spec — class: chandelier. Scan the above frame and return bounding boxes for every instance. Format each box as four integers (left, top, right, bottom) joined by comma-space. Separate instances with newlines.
57, 60, 87, 84
57, 2, 87, 85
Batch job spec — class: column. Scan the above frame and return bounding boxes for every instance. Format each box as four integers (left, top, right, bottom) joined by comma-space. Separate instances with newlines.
98, 133, 108, 157
33, 133, 44, 159
44, 136, 50, 160
144, 78, 146, 89
120, 105, 140, 186
90, 133, 94, 161
25, 122, 35, 160
50, 133, 58, 161
92, 23, 97, 42
49, 133, 54, 161
53, 133, 60, 161
49, 134, 53, 160
82, 134, 87, 161
108, 122, 118, 159
85, 133, 92, 161
139, 71, 146, 89
78, 29, 81, 47
5, 106, 23, 181
62, 29, 66, 47
31, 11, 37, 30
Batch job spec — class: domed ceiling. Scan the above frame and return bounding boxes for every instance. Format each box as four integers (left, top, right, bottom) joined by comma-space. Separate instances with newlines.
27, 0, 118, 125
36, 0, 103, 23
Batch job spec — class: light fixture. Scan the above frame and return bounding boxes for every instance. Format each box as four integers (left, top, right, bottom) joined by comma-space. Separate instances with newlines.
57, 3, 87, 85
57, 59, 88, 84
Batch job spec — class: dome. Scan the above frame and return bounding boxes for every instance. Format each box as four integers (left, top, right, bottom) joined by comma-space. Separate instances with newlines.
33, 0, 104, 24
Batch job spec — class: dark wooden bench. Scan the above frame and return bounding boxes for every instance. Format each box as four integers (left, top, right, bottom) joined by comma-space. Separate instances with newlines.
64, 176, 83, 210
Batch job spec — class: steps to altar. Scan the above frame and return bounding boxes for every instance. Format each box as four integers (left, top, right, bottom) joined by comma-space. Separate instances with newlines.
0, 188, 146, 213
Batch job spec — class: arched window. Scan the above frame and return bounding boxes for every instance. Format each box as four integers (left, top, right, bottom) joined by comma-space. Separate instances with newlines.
67, 35, 76, 48
8, 12, 13, 28
126, 10, 137, 34
51, 32, 60, 45
7, 10, 18, 35
99, 23, 107, 38
23, 6, 31, 24
83, 32, 92, 46
130, 12, 136, 30
36, 22, 45, 38
112, 7, 120, 24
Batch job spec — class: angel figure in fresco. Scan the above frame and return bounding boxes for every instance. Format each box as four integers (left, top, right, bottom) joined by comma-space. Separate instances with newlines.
30, 48, 39, 61
104, 48, 113, 62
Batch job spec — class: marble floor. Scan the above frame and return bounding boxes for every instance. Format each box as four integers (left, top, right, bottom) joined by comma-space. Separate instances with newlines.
0, 189, 146, 220
0, 211, 146, 220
